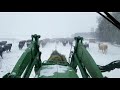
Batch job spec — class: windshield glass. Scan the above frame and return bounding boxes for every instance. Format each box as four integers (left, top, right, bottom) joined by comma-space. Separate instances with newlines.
0, 12, 120, 78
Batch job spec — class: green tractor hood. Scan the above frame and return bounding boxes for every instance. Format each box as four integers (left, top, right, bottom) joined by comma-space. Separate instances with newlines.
35, 65, 79, 78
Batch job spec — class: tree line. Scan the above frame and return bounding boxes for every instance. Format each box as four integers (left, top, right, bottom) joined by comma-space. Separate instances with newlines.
96, 12, 120, 44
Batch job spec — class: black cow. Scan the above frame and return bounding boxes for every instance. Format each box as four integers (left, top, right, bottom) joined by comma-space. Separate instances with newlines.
0, 41, 7, 46
62, 41, 67, 46
83, 43, 89, 49
68, 41, 73, 46
26, 41, 31, 47
0, 46, 5, 58
27, 40, 32, 42
27, 43, 30, 47
40, 40, 47, 48
4, 43, 12, 52
18, 40, 26, 49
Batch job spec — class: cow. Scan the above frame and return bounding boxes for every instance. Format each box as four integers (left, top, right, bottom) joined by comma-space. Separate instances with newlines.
56, 40, 59, 44
27, 40, 32, 42
68, 41, 73, 47
40, 40, 47, 48
4, 43, 12, 52
68, 39, 74, 47
27, 43, 30, 47
0, 41, 7, 46
26, 41, 31, 47
0, 46, 5, 58
98, 42, 108, 54
83, 42, 89, 49
18, 40, 26, 49
62, 41, 67, 46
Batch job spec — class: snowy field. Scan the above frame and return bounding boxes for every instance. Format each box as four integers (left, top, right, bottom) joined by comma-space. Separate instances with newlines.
0, 39, 120, 78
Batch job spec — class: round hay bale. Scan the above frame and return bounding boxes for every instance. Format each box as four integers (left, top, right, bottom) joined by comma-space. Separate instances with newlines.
48, 50, 67, 63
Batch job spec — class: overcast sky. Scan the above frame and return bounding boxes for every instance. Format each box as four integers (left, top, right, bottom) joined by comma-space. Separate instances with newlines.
0, 12, 100, 39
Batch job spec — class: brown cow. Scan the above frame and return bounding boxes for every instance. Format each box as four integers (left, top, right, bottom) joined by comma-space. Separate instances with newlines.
98, 42, 108, 54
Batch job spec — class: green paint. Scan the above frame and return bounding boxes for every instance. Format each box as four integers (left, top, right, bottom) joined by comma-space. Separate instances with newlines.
36, 65, 79, 78
3, 34, 41, 78
71, 36, 103, 78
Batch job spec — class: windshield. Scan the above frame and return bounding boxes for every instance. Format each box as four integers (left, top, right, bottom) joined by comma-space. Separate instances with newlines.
0, 12, 120, 78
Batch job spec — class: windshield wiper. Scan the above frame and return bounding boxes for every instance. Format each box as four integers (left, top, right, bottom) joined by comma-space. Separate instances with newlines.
97, 12, 120, 30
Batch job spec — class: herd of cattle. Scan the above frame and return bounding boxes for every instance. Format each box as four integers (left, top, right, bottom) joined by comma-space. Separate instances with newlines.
40, 38, 89, 49
0, 37, 109, 59
0, 38, 91, 59
18, 39, 108, 55
40, 38, 74, 48
0, 40, 32, 59
18, 40, 32, 49
18, 38, 75, 49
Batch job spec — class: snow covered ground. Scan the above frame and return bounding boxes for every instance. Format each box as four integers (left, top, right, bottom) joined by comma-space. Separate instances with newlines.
0, 39, 120, 78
